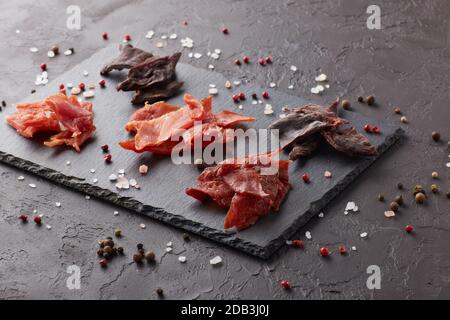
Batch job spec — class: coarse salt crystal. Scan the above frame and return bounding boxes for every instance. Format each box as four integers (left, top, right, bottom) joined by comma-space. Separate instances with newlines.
351, 246, 357, 251
156, 42, 164, 48
360, 232, 368, 238
178, 256, 187, 263
161, 35, 168, 40
66, 161, 71, 166
90, 168, 96, 173
238, 105, 243, 110
193, 53, 202, 59
29, 183, 36, 188
288, 85, 294, 89
165, 247, 172, 253
290, 65, 298, 72
166, 241, 173, 247
269, 82, 276, 88
64, 49, 73, 56
139, 165, 149, 174
233, 80, 241, 86
29, 47, 38, 53
384, 210, 396, 218
211, 53, 219, 60
225, 81, 232, 89
315, 74, 327, 82
55, 202, 61, 207
47, 51, 55, 58
140, 223, 146, 229
209, 256, 222, 265
318, 212, 324, 218
324, 170, 332, 178
145, 30, 154, 39
305, 231, 312, 239
118, 169, 125, 174
113, 211, 119, 216
46, 225, 52, 230
92, 178, 98, 184
18, 176, 24, 181
169, 33, 177, 40
208, 87, 218, 95
109, 174, 118, 181
115, 176, 130, 189
208, 64, 215, 70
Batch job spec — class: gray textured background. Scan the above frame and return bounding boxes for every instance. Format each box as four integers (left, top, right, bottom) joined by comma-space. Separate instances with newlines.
0, 0, 449, 299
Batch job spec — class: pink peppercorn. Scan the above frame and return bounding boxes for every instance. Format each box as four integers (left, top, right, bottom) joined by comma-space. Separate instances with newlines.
320, 247, 330, 257
102, 32, 108, 40
302, 173, 310, 183
258, 58, 266, 66
101, 144, 109, 152
265, 56, 273, 64
262, 91, 270, 99
99, 79, 106, 88
280, 280, 290, 289
405, 225, 413, 233
372, 126, 381, 134
59, 83, 65, 90
40, 63, 47, 71
338, 245, 347, 254
99, 259, 108, 268
239, 92, 246, 100
394, 107, 401, 114
364, 124, 372, 132
243, 56, 250, 64
222, 27, 229, 34
232, 94, 240, 103
33, 216, 42, 225
104, 154, 112, 163
79, 83, 86, 91
234, 59, 241, 66
19, 214, 28, 223
292, 240, 304, 248
124, 34, 131, 41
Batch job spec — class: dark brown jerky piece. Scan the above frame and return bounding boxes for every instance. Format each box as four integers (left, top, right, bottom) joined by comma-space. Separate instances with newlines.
269, 112, 333, 149
321, 124, 377, 157
100, 45, 154, 75
131, 80, 184, 105
117, 52, 182, 92
288, 134, 322, 161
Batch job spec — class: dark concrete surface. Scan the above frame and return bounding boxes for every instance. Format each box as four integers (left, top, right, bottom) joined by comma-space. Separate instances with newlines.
0, 0, 448, 299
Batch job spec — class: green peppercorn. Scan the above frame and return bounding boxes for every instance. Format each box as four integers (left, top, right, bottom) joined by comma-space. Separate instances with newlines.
357, 96, 364, 103
137, 243, 144, 250
431, 131, 440, 142
117, 247, 124, 254
182, 233, 191, 241
389, 202, 399, 212
145, 251, 155, 263
114, 228, 122, 237
377, 194, 384, 202
156, 288, 164, 296
394, 195, 404, 206
415, 192, 426, 203
133, 253, 144, 263
366, 95, 375, 106
341, 100, 351, 110
431, 184, 439, 193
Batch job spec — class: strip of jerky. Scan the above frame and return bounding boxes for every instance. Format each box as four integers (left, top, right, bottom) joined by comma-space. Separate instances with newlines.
269, 112, 333, 149
117, 52, 182, 91
131, 80, 184, 105
100, 45, 153, 75
288, 134, 322, 161
321, 124, 377, 157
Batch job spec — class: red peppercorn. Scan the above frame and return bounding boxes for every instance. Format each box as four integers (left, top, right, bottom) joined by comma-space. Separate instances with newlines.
78, 83, 85, 91
320, 247, 330, 257
338, 245, 347, 254
372, 126, 381, 134
183, 20, 188, 26
363, 124, 372, 132
101, 144, 109, 152
258, 58, 266, 66
59, 83, 65, 90
239, 92, 246, 100
99, 79, 106, 88
40, 63, 47, 71
262, 91, 270, 99
291, 240, 304, 248
234, 59, 241, 66
302, 173, 310, 183
99, 259, 108, 268
104, 154, 112, 163
222, 27, 229, 34
243, 56, 250, 64
280, 280, 291, 289
265, 56, 273, 64
232, 94, 240, 103
405, 225, 413, 233
102, 32, 108, 40
19, 214, 28, 223
124, 34, 131, 41
33, 216, 42, 225
393, 107, 401, 114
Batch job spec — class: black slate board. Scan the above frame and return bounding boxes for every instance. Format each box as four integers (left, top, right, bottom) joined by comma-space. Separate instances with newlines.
0, 45, 402, 258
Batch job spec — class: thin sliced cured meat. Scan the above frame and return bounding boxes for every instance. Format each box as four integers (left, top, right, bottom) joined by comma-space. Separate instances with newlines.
128, 101, 180, 124
186, 152, 291, 231
211, 110, 256, 128
5, 94, 95, 152
100, 44, 154, 75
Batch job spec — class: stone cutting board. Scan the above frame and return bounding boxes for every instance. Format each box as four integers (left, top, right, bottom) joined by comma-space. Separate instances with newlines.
0, 45, 403, 258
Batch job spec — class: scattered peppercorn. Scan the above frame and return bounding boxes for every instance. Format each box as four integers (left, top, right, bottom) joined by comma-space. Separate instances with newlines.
320, 247, 330, 257
338, 245, 347, 254
221, 27, 229, 34
51, 46, 59, 55
239, 92, 246, 100
363, 124, 372, 132
2, 100, 6, 107
31, 89, 36, 94
101, 144, 109, 152
78, 83, 85, 91
262, 91, 269, 99
137, 243, 144, 250
232, 94, 240, 103
397, 183, 403, 190
258, 58, 266, 66
357, 96, 364, 103
97, 249, 104, 257
377, 194, 384, 202
366, 95, 375, 106
102, 32, 108, 40
415, 192, 426, 204
145, 251, 155, 263
243, 56, 250, 64
156, 287, 164, 296
400, 116, 408, 123
431, 171, 438, 179
389, 202, 399, 212
182, 233, 191, 242
301, 173, 310, 183
114, 228, 122, 237
341, 100, 351, 110
265, 56, 273, 64
291, 240, 304, 248
99, 79, 106, 88
431, 131, 440, 142
405, 225, 413, 233
372, 126, 381, 134
104, 154, 112, 163
413, 184, 425, 196
99, 259, 108, 268
33, 216, 42, 225
18, 214, 28, 223
133, 253, 144, 263
117, 247, 124, 254
448, 141, 450, 150
447, 191, 450, 199
124, 34, 131, 41
393, 107, 401, 114
280, 280, 291, 289
394, 195, 404, 206
431, 184, 439, 193
251, 93, 258, 100
40, 63, 47, 71
234, 59, 241, 66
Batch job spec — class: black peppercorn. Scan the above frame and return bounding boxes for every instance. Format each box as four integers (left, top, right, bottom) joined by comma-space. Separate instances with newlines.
117, 247, 124, 254
431, 131, 440, 142
397, 183, 403, 190
105, 239, 114, 248
182, 233, 191, 241
377, 194, 384, 202
357, 96, 364, 103
366, 95, 375, 106
389, 202, 399, 212
137, 243, 144, 250
97, 249, 104, 257
156, 288, 164, 296
1, 100, 5, 107
145, 251, 155, 263
252, 93, 258, 100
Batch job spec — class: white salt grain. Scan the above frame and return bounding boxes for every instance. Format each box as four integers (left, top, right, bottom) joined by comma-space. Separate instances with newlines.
165, 247, 172, 253
29, 47, 38, 53
140, 223, 146, 229
360, 232, 368, 238
85, 195, 90, 200
384, 210, 396, 218
29, 184, 36, 188
178, 256, 187, 263
305, 231, 312, 239
139, 165, 149, 174
109, 174, 118, 181
209, 256, 222, 265
315, 74, 327, 82
208, 87, 218, 95
324, 171, 332, 178
113, 211, 119, 216
18, 176, 24, 181
55, 202, 61, 207
318, 212, 324, 218
290, 65, 298, 72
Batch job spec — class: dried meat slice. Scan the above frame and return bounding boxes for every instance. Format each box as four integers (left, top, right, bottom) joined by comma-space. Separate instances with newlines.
321, 124, 377, 157
288, 134, 322, 161
131, 80, 184, 105
100, 44, 154, 75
